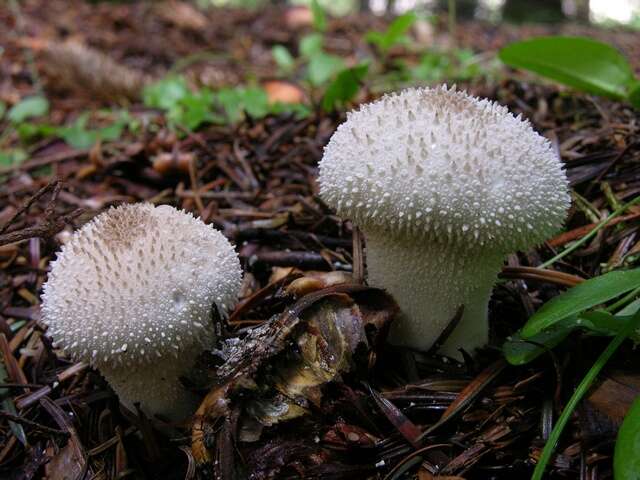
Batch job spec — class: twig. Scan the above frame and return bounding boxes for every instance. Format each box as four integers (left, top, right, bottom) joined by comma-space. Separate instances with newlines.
0, 411, 69, 437
499, 267, 585, 288
352, 226, 365, 284
0, 180, 60, 235
540, 195, 640, 268
0, 208, 84, 246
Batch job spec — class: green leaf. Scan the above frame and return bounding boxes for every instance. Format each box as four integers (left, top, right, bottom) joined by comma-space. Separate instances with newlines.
179, 88, 216, 130
299, 33, 324, 58
310, 0, 327, 32
615, 396, 640, 480
15, 122, 58, 142
8, 96, 49, 123
577, 310, 630, 336
411, 51, 451, 82
269, 102, 312, 118
322, 63, 369, 111
0, 149, 28, 167
272, 45, 295, 73
499, 36, 637, 100
0, 101, 5, 120
0, 360, 27, 446
532, 310, 640, 480
521, 268, 640, 338
365, 12, 416, 53
60, 126, 98, 149
307, 52, 344, 87
97, 121, 124, 142
629, 81, 640, 109
142, 76, 190, 110
503, 321, 574, 366
216, 87, 269, 123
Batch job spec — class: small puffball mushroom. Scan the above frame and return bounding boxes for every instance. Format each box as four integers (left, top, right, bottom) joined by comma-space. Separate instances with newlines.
41, 203, 242, 421
318, 86, 570, 357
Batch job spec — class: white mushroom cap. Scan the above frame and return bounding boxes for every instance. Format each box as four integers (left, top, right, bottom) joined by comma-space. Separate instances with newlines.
318, 86, 570, 357
41, 203, 242, 420
319, 85, 568, 250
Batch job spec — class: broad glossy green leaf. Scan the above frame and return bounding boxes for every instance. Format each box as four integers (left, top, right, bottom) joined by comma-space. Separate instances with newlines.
499, 36, 637, 100
521, 268, 640, 338
8, 95, 49, 123
614, 396, 640, 480
322, 63, 369, 111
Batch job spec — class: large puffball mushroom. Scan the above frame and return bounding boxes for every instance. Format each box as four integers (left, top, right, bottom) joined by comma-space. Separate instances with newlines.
41, 203, 242, 421
318, 86, 570, 357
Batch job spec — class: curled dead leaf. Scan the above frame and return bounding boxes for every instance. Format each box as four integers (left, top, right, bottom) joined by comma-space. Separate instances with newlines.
191, 284, 398, 466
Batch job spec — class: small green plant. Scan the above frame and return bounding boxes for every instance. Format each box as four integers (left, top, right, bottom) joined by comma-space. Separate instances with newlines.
503, 266, 640, 479
270, 1, 366, 111
272, 34, 356, 99
365, 11, 417, 55
299, 33, 345, 87
615, 396, 640, 480
0, 95, 51, 167
143, 76, 220, 129
56, 111, 131, 149
143, 75, 308, 130
0, 92, 139, 167
410, 48, 483, 83
310, 0, 327, 32
499, 36, 640, 108
321, 63, 369, 111
7, 95, 49, 123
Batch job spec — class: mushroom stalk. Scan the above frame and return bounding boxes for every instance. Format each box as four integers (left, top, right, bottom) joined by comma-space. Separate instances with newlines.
366, 231, 503, 356
103, 355, 201, 420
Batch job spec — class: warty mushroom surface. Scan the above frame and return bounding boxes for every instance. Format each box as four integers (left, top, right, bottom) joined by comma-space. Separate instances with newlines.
41, 203, 242, 421
318, 85, 570, 357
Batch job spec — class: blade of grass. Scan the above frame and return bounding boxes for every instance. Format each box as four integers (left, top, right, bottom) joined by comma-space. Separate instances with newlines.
540, 195, 640, 269
532, 309, 640, 480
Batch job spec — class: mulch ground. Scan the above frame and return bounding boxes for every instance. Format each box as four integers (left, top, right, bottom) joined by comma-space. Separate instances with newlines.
1, 2, 640, 479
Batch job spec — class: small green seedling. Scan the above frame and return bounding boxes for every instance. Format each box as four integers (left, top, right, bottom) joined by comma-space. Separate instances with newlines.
365, 12, 417, 55
503, 267, 640, 479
